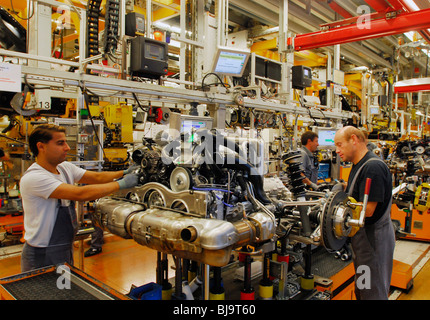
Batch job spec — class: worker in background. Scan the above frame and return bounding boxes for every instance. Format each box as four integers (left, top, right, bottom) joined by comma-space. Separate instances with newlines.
299, 131, 320, 190
359, 128, 378, 153
20, 124, 139, 272
334, 126, 395, 300
0, 148, 10, 161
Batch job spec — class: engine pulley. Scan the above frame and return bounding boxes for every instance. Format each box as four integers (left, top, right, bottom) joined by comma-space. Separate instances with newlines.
170, 167, 193, 192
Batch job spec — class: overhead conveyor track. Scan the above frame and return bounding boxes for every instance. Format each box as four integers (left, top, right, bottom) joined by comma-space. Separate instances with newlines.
0, 57, 348, 121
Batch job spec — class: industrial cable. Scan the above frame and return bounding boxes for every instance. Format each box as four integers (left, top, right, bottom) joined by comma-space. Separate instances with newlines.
294, 89, 318, 126
132, 92, 150, 112
78, 82, 107, 160
80, 85, 121, 98
243, 180, 277, 227
192, 187, 233, 193
201, 72, 230, 91
249, 108, 275, 129
9, 0, 34, 20
277, 221, 298, 240
0, 133, 26, 145
23, 73, 51, 90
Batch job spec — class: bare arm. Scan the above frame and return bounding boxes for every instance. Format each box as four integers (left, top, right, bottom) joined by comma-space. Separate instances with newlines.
365, 201, 378, 218
50, 181, 120, 202
301, 173, 312, 186
78, 170, 123, 185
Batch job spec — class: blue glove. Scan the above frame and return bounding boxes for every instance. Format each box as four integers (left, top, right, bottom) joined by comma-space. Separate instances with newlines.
117, 173, 139, 190
123, 164, 140, 175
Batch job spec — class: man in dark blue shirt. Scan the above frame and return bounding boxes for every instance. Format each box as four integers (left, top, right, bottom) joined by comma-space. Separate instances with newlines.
334, 126, 395, 300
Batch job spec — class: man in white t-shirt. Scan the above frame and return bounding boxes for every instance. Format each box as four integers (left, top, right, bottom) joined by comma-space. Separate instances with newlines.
20, 124, 139, 272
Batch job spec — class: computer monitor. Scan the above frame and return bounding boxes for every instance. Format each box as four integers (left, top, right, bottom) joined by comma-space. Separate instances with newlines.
211, 47, 250, 77
169, 113, 213, 134
292, 65, 312, 89
181, 118, 210, 133
369, 105, 381, 115
130, 37, 168, 79
317, 128, 336, 147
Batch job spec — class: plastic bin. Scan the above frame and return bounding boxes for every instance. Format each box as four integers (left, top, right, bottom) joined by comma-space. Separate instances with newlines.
129, 282, 162, 300
318, 163, 330, 180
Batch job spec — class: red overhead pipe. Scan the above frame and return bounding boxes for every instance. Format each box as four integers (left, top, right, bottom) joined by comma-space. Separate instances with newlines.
393, 78, 430, 94
387, 0, 430, 43
290, 8, 430, 51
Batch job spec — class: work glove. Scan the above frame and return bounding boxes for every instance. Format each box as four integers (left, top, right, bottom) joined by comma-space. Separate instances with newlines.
310, 182, 318, 191
331, 182, 346, 192
117, 173, 139, 190
123, 164, 140, 175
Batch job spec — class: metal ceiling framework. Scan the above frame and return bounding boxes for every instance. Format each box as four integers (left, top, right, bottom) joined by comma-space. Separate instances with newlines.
226, 0, 430, 73
5, 0, 425, 73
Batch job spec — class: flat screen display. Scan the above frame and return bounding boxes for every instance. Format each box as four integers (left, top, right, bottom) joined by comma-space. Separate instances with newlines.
181, 120, 208, 133
318, 129, 336, 146
369, 106, 380, 115
212, 48, 250, 77
144, 42, 165, 60
181, 120, 210, 144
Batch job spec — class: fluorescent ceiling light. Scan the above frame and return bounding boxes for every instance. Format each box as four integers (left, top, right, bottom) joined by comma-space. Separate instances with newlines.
404, 31, 414, 41
403, 0, 420, 11
402, 0, 429, 33
153, 21, 192, 36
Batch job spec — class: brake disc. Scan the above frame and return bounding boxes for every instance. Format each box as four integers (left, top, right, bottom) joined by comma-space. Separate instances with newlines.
320, 191, 350, 251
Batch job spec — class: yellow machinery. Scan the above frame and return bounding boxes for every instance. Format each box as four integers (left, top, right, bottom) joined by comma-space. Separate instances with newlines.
414, 183, 430, 212
392, 182, 430, 242
89, 102, 134, 169
103, 102, 134, 143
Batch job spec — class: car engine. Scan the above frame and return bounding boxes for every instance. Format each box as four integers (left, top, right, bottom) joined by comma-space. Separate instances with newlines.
92, 129, 366, 267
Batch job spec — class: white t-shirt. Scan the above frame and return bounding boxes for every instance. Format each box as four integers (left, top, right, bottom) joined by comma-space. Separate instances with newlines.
20, 162, 86, 247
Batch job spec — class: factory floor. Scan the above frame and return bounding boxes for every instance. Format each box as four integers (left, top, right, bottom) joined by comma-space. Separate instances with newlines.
1, 233, 430, 300
0, 234, 172, 296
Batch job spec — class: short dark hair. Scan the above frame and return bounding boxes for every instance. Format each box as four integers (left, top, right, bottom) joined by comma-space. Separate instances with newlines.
29, 124, 66, 157
301, 131, 318, 146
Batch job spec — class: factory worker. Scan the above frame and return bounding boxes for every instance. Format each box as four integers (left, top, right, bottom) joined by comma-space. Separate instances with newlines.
334, 126, 395, 300
299, 130, 320, 190
20, 124, 139, 272
0, 148, 10, 161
